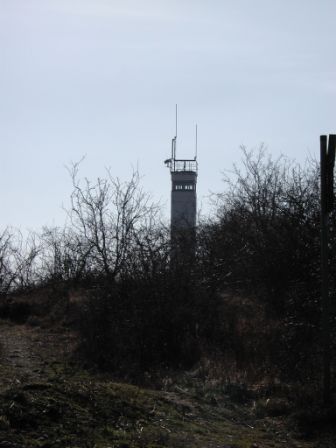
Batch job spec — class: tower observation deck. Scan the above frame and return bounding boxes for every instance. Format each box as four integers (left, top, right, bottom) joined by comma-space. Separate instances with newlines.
164, 133, 198, 233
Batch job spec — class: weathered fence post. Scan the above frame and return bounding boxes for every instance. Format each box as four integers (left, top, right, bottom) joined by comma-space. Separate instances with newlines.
320, 134, 335, 404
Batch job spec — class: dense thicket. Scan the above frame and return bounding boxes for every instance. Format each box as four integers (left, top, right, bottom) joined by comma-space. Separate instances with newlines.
0, 148, 335, 387
199, 147, 335, 381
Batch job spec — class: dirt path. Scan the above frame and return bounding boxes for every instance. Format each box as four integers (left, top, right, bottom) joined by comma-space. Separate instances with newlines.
0, 320, 75, 389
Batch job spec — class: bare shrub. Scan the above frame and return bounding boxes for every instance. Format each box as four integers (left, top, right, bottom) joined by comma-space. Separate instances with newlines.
66, 162, 160, 279
203, 146, 326, 381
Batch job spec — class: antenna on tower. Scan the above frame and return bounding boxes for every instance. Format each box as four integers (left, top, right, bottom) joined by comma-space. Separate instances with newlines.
195, 124, 198, 160
174, 104, 178, 160
171, 104, 178, 164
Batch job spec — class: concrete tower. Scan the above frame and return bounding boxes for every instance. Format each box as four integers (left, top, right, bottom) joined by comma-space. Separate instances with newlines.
164, 122, 198, 240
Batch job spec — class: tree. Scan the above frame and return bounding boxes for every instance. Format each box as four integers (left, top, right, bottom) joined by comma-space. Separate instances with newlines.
11, 231, 40, 290
0, 228, 16, 295
66, 162, 161, 279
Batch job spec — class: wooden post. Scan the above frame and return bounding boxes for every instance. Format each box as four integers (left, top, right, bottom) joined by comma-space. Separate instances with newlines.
320, 135, 330, 404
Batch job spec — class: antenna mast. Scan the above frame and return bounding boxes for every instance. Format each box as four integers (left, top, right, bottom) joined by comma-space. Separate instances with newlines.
170, 104, 178, 169
174, 104, 178, 160
195, 124, 198, 160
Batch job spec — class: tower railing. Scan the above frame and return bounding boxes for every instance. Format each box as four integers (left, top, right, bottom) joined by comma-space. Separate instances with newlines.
167, 159, 198, 173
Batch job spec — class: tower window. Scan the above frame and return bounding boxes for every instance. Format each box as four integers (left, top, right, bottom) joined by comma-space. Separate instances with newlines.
173, 183, 195, 191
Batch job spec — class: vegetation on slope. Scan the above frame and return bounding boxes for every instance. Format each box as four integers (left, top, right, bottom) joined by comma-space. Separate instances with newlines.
0, 147, 336, 446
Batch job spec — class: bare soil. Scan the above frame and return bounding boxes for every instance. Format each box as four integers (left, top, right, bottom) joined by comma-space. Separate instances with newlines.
0, 321, 76, 389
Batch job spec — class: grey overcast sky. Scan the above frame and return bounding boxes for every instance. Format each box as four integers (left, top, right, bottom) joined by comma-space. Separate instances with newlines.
1, 0, 336, 230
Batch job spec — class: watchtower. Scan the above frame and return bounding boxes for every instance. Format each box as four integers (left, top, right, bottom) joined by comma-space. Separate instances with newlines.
164, 119, 198, 239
